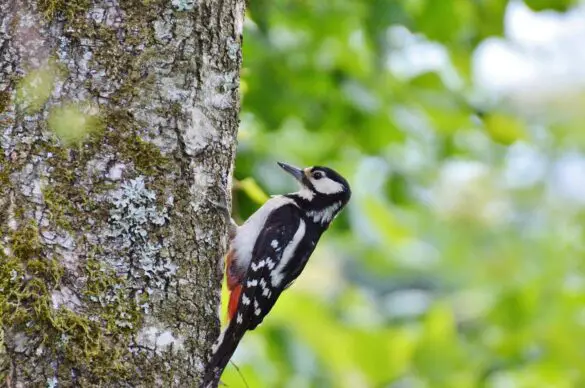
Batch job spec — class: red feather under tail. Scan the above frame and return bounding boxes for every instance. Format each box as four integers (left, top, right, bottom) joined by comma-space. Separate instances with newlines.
227, 284, 242, 321
225, 248, 242, 322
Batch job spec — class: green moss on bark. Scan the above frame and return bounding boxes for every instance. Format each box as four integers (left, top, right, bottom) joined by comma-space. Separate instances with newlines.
0, 220, 143, 384
3, 0, 241, 383
1, 0, 180, 383
0, 154, 8, 189
0, 90, 10, 114
37, 0, 90, 21
2, 0, 173, 382
104, 111, 171, 176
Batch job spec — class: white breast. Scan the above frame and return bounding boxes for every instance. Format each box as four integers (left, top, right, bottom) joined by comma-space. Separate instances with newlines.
231, 196, 296, 274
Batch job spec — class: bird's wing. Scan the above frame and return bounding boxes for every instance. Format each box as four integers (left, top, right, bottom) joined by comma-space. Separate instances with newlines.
240, 203, 310, 329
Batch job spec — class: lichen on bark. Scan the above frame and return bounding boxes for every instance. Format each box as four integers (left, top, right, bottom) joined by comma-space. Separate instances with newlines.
0, 0, 244, 386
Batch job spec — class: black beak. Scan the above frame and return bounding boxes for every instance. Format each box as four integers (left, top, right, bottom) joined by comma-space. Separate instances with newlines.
277, 162, 304, 182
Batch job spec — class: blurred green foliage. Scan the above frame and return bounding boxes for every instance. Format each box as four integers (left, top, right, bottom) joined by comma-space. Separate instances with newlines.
227, 0, 585, 387
16, 66, 57, 114
15, 66, 102, 144
47, 103, 102, 144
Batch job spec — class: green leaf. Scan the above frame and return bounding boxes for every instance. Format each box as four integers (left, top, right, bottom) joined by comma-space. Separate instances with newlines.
409, 71, 444, 90
362, 196, 412, 244
483, 113, 527, 145
238, 177, 269, 204
525, 0, 577, 11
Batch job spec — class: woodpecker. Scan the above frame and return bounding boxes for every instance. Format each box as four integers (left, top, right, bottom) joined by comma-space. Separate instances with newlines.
201, 162, 351, 388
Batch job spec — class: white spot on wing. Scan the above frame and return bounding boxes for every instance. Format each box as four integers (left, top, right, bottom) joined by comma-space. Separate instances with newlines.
242, 294, 250, 305
254, 308, 261, 316
236, 313, 243, 324
250, 260, 265, 272
271, 240, 279, 248
246, 279, 258, 287
266, 258, 275, 270
271, 219, 306, 287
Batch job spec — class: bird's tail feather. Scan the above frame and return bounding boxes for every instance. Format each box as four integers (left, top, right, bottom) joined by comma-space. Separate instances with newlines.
200, 320, 246, 388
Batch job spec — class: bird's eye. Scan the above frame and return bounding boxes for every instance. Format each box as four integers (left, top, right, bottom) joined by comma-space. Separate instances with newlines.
312, 171, 324, 179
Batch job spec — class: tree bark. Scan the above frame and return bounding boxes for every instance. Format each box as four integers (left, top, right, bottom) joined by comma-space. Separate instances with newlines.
0, 0, 244, 386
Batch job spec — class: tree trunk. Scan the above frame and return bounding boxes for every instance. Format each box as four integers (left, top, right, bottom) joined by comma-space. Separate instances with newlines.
0, 0, 244, 386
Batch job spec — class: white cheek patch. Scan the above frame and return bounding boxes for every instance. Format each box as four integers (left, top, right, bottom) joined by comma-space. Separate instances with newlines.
311, 177, 345, 195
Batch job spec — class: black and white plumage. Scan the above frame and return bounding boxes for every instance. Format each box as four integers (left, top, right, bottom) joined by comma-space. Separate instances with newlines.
201, 162, 351, 388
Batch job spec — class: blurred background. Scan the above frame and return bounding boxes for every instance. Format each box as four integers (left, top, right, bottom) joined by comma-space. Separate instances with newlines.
225, 0, 585, 387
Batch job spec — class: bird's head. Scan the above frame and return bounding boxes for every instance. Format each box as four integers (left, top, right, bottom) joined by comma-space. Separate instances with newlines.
277, 162, 351, 214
